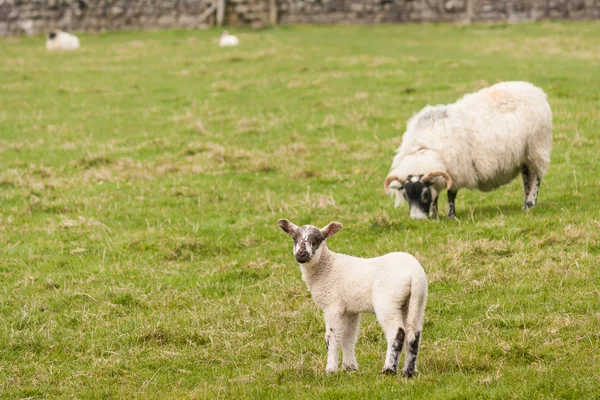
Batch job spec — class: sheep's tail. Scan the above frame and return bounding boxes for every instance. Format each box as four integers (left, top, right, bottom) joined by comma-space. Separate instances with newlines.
404, 271, 428, 343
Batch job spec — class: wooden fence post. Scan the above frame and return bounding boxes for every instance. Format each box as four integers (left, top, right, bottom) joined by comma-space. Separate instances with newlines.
217, 0, 226, 26
269, 0, 278, 25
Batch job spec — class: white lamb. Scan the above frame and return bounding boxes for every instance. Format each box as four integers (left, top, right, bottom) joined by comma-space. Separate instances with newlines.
384, 81, 552, 219
218, 31, 239, 47
277, 219, 428, 376
46, 30, 80, 51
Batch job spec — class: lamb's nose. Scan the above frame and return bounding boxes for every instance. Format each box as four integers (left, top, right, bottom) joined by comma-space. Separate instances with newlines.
296, 251, 310, 263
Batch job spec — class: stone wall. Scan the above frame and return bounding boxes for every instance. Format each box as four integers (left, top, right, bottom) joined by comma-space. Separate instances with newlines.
1, 0, 599, 36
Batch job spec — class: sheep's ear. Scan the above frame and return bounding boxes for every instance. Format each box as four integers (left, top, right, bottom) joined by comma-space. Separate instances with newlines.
277, 219, 298, 236
321, 222, 342, 239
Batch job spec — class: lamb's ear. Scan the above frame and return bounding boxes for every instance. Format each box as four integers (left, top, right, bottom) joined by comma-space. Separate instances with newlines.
321, 222, 342, 239
277, 219, 298, 236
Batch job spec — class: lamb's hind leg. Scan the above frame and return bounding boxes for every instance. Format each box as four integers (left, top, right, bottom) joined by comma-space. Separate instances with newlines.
401, 330, 422, 377
376, 307, 405, 374
521, 164, 542, 210
341, 314, 360, 371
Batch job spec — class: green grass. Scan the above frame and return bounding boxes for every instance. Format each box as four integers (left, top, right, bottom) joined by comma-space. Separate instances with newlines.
1, 22, 599, 399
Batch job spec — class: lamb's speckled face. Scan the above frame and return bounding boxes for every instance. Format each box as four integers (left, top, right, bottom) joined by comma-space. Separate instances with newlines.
291, 226, 324, 263
277, 219, 342, 264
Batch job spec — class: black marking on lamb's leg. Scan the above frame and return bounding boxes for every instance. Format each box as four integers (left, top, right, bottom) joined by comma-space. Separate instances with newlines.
431, 197, 439, 219
325, 327, 334, 351
381, 328, 405, 375
447, 190, 457, 218
402, 331, 421, 378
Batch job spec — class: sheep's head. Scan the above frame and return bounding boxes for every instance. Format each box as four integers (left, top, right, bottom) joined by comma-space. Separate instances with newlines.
384, 171, 452, 219
48, 31, 57, 40
277, 219, 342, 264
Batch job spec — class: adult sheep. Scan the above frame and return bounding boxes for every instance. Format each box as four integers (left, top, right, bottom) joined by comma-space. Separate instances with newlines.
384, 81, 552, 219
46, 30, 80, 51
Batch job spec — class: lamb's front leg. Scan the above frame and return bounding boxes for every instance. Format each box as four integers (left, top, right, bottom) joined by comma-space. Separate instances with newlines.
341, 314, 360, 371
324, 310, 345, 374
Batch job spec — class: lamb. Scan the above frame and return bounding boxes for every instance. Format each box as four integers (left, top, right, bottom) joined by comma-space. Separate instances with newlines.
46, 30, 80, 51
384, 81, 552, 219
218, 31, 239, 47
277, 219, 428, 376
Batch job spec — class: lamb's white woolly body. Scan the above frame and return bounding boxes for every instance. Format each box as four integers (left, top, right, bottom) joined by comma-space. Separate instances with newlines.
386, 81, 552, 218
278, 219, 428, 376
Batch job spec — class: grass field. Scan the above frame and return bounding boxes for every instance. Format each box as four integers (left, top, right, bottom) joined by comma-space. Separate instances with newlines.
1, 22, 599, 399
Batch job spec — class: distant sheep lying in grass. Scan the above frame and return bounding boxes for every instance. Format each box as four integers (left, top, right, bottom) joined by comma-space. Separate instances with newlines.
219, 31, 239, 47
385, 81, 552, 219
277, 219, 428, 376
46, 30, 80, 51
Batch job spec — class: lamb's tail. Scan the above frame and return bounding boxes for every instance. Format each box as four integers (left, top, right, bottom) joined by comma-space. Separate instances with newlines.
404, 270, 428, 344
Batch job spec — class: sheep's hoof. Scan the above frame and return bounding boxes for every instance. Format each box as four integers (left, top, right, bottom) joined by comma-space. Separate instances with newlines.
325, 367, 338, 375
381, 368, 397, 375
522, 202, 535, 210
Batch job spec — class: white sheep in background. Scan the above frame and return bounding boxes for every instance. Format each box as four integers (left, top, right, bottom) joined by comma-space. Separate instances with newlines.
46, 30, 80, 51
218, 31, 239, 47
384, 81, 552, 219
277, 219, 428, 376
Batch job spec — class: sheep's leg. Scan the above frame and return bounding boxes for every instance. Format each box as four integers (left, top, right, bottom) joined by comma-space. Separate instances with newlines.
521, 164, 531, 207
430, 196, 439, 219
341, 314, 360, 371
401, 330, 421, 377
376, 310, 405, 374
522, 165, 541, 209
324, 311, 344, 374
447, 189, 458, 218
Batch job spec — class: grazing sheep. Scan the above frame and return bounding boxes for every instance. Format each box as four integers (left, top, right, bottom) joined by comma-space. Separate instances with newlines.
46, 30, 80, 51
219, 31, 239, 47
384, 81, 552, 219
277, 219, 428, 376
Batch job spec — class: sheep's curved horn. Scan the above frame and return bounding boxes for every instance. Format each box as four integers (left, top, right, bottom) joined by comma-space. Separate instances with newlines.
384, 175, 406, 195
422, 170, 453, 190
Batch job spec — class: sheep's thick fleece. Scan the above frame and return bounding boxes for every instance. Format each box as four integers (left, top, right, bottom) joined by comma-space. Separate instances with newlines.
389, 81, 552, 191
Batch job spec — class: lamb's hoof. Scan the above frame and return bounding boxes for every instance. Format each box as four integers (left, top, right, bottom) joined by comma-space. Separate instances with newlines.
402, 368, 416, 378
381, 368, 397, 375
325, 367, 338, 375
343, 363, 359, 372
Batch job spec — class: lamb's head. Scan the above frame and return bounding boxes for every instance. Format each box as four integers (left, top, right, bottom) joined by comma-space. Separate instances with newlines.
277, 219, 342, 264
384, 171, 453, 219
48, 31, 57, 40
